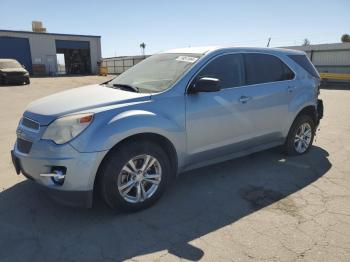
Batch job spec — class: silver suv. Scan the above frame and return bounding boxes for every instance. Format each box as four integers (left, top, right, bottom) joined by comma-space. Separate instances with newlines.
11, 46, 323, 211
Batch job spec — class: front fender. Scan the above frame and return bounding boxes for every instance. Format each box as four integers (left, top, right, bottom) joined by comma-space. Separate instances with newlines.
70, 109, 186, 162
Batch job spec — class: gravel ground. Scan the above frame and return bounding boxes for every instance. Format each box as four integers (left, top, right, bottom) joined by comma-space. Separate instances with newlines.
0, 76, 349, 262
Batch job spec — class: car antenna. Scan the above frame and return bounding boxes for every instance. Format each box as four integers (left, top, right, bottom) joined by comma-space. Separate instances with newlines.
266, 37, 271, 47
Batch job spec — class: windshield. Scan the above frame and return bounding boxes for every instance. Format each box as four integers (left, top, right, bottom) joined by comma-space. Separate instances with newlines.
107, 53, 202, 93
0, 60, 22, 69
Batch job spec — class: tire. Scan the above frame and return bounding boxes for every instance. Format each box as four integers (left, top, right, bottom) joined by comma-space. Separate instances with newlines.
284, 114, 315, 156
24, 78, 30, 85
98, 140, 171, 212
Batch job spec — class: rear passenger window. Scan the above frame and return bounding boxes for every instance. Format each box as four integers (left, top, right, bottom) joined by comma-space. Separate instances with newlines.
244, 53, 294, 85
196, 54, 244, 89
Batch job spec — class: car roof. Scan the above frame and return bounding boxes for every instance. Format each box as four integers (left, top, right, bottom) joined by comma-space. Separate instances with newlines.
162, 46, 221, 54
162, 46, 305, 55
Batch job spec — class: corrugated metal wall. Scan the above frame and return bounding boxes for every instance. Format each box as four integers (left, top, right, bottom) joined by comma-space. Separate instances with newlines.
312, 50, 349, 66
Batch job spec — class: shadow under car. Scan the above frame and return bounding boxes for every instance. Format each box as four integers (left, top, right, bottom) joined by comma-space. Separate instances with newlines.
0, 146, 331, 261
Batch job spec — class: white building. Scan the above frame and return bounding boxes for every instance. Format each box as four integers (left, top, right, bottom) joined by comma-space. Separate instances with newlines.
0, 29, 102, 75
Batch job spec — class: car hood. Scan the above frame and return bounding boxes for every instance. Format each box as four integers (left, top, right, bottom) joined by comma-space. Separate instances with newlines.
0, 68, 27, 73
24, 84, 151, 125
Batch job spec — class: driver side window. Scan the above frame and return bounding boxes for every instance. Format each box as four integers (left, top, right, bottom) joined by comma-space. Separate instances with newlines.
196, 54, 245, 89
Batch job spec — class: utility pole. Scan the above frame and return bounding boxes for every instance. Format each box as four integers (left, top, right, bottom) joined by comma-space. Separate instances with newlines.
267, 37, 271, 47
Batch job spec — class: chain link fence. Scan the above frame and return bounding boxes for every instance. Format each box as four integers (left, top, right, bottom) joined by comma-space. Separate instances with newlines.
102, 55, 149, 75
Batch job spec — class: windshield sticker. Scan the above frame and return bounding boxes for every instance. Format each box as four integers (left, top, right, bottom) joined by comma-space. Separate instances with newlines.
176, 56, 198, 63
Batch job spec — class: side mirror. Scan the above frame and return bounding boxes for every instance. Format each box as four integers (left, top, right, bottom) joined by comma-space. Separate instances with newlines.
189, 77, 220, 94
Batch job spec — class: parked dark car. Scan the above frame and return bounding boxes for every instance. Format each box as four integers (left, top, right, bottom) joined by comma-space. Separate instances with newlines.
0, 59, 30, 85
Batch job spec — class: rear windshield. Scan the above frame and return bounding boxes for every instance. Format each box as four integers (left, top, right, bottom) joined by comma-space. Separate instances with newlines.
0, 60, 22, 69
288, 55, 319, 78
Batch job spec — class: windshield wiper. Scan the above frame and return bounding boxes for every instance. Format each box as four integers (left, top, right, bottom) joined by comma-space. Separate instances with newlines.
112, 84, 139, 93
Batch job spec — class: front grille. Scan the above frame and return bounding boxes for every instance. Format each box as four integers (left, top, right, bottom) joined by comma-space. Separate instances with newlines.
17, 138, 33, 154
21, 117, 40, 131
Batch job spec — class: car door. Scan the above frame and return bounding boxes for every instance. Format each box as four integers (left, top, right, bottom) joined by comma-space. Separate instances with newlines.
239, 53, 296, 141
186, 53, 254, 164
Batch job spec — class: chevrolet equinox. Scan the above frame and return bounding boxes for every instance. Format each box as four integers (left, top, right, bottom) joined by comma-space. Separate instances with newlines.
11, 46, 324, 211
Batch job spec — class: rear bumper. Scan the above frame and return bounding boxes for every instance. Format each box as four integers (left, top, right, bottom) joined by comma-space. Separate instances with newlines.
317, 99, 324, 125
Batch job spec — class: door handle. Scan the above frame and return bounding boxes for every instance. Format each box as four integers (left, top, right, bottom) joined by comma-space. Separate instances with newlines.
239, 96, 252, 103
287, 86, 295, 93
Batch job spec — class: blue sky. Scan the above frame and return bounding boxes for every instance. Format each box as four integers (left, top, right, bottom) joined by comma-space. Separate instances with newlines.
1, 0, 349, 57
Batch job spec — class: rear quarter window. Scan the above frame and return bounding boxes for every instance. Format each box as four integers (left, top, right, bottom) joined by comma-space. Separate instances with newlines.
288, 55, 319, 78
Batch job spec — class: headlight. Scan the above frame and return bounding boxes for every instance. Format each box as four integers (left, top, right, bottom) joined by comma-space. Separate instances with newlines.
42, 113, 94, 144
24, 72, 29, 76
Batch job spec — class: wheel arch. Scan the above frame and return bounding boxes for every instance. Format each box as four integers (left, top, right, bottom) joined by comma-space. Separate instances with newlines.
93, 132, 178, 193
284, 104, 317, 143
295, 105, 317, 126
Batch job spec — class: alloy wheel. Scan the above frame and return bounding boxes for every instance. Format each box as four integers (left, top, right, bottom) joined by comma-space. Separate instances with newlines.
294, 122, 312, 153
117, 154, 162, 203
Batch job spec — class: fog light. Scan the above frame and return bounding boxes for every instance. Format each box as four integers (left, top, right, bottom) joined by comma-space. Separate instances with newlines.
40, 167, 66, 185
51, 170, 65, 185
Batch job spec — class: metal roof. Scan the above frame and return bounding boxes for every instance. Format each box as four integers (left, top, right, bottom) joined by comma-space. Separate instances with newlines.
0, 29, 101, 38
283, 43, 350, 51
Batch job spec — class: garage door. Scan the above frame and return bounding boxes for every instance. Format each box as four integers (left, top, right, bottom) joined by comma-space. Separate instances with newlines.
0, 36, 32, 74
55, 40, 89, 49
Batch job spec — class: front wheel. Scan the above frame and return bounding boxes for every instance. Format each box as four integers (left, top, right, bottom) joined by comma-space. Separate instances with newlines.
98, 140, 171, 212
284, 115, 315, 156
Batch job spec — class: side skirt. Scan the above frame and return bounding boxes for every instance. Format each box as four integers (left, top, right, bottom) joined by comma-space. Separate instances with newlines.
181, 141, 283, 173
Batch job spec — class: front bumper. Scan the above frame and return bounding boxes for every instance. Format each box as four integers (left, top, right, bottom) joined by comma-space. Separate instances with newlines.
12, 152, 93, 207
11, 140, 107, 208
1, 74, 29, 84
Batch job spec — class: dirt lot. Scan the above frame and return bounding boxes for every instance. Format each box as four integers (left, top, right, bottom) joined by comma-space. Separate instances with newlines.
0, 76, 349, 262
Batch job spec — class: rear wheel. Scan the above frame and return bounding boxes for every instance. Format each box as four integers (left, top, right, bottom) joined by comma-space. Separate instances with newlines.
98, 140, 171, 212
284, 115, 315, 156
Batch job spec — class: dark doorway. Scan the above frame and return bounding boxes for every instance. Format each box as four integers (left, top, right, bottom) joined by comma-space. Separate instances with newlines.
55, 40, 91, 75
